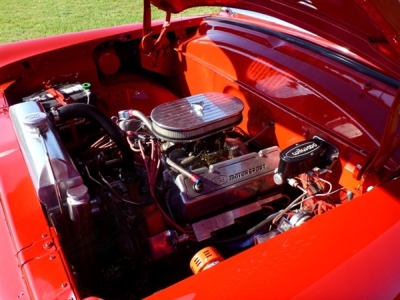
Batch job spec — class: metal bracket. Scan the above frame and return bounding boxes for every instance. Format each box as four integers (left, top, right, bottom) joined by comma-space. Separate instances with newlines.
140, 0, 173, 75
192, 194, 284, 241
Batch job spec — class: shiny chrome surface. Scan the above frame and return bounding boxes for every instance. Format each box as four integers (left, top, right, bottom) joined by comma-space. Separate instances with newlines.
192, 194, 284, 241
171, 146, 280, 221
289, 210, 313, 227
151, 92, 244, 141
9, 101, 83, 214
67, 183, 90, 223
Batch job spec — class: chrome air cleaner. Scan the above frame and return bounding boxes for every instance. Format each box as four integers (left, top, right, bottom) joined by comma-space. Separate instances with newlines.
151, 92, 244, 142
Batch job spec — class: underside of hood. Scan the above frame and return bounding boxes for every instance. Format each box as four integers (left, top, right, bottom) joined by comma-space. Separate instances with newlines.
151, 0, 400, 78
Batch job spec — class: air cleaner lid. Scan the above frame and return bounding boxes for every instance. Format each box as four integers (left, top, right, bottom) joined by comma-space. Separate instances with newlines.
151, 92, 244, 141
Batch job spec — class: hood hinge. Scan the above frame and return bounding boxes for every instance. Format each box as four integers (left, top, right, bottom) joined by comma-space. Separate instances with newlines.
140, 0, 173, 76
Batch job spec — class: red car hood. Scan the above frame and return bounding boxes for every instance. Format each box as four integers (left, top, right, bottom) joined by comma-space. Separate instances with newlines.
151, 0, 400, 78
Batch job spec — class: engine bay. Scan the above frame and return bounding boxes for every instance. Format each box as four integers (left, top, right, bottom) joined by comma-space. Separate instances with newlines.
3, 8, 399, 298
9, 81, 349, 298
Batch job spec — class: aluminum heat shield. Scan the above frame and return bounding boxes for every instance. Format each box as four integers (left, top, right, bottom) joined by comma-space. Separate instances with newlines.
151, 92, 243, 141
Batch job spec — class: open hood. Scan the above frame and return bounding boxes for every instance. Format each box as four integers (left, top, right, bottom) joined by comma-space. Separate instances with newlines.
150, 0, 400, 78
149, 0, 400, 181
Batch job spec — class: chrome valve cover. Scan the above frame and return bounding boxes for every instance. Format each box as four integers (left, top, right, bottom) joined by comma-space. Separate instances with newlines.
168, 146, 280, 222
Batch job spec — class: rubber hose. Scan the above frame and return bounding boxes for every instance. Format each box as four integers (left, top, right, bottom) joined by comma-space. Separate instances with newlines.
57, 103, 134, 170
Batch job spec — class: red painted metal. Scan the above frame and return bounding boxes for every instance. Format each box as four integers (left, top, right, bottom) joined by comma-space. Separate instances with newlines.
147, 176, 400, 299
0, 100, 78, 298
0, 202, 29, 300
150, 0, 400, 77
0, 2, 399, 299
176, 18, 397, 158
0, 17, 204, 68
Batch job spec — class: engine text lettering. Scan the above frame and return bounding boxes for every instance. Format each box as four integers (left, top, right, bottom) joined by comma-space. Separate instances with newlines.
229, 164, 266, 181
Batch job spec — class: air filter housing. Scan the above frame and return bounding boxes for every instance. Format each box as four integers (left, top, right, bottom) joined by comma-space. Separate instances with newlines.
151, 92, 244, 141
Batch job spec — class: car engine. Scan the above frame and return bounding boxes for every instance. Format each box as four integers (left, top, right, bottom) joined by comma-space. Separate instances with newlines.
10, 82, 343, 298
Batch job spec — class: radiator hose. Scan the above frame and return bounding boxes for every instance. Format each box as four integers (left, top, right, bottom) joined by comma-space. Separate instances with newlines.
54, 103, 135, 172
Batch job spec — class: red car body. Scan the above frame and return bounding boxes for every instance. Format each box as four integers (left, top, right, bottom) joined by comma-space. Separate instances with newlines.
1, 0, 400, 299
